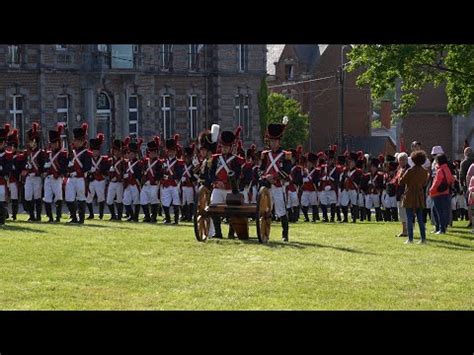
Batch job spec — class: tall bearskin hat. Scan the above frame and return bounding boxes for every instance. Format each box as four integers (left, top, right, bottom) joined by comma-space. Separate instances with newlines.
378, 154, 385, 165
246, 144, 256, 160
112, 139, 123, 151
0, 123, 10, 143
220, 126, 241, 147
89, 133, 105, 150
266, 116, 288, 140
27, 122, 41, 143
337, 155, 346, 165
147, 136, 161, 152
166, 134, 180, 150
307, 152, 318, 164
184, 143, 196, 157
370, 158, 380, 167
128, 138, 143, 154
355, 159, 364, 169
48, 123, 64, 144
388, 161, 399, 171
349, 152, 359, 161
385, 154, 396, 163
122, 136, 131, 154
73, 123, 88, 140
6, 128, 19, 147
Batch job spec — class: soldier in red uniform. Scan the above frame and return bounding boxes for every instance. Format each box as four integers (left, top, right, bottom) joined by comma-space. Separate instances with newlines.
241, 144, 256, 205
23, 122, 47, 222
6, 128, 23, 221
106, 138, 128, 221
161, 134, 184, 225
43, 124, 68, 223
259, 119, 292, 241
123, 138, 143, 222
340, 152, 364, 223
317, 148, 341, 223
286, 146, 303, 223
0, 124, 13, 225
209, 127, 245, 239
365, 158, 385, 222
86, 133, 110, 220
180, 143, 198, 222
140, 137, 163, 223
300, 152, 319, 223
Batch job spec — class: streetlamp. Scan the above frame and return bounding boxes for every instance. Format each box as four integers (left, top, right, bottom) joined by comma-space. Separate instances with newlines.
339, 44, 350, 152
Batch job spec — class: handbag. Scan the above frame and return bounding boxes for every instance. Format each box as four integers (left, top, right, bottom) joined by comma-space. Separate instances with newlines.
437, 169, 449, 193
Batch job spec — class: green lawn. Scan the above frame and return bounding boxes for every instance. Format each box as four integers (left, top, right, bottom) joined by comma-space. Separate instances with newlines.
0, 215, 472, 310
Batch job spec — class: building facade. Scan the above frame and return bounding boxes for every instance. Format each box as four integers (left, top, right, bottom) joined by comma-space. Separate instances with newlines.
0, 44, 266, 152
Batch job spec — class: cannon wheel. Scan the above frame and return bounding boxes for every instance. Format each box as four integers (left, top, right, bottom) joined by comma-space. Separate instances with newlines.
194, 186, 211, 242
256, 186, 272, 244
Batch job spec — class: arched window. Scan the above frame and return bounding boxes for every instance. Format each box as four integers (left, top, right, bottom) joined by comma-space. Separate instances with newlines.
97, 92, 111, 111
96, 93, 111, 153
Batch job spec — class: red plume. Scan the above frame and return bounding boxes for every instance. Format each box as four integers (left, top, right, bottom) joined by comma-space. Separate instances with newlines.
153, 136, 160, 147
237, 140, 243, 150
11, 129, 18, 138
296, 145, 303, 154
32, 122, 39, 133
191, 143, 196, 152
97, 133, 105, 144
123, 136, 131, 147
57, 123, 64, 135
137, 138, 144, 148
234, 126, 242, 139
4, 124, 10, 134
251, 144, 256, 151
174, 134, 180, 145
81, 123, 88, 137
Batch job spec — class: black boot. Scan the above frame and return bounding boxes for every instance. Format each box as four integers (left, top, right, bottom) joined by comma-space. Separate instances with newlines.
11, 199, 18, 221
391, 207, 398, 222
173, 205, 180, 224
125, 205, 134, 222
158, 204, 163, 217
67, 202, 78, 223
116, 203, 123, 221
359, 206, 366, 221
312, 205, 319, 222
87, 203, 94, 219
336, 206, 342, 222
228, 223, 235, 239
330, 204, 336, 222
341, 206, 349, 223
25, 200, 35, 222
287, 208, 294, 223
35, 199, 42, 222
212, 217, 223, 238
98, 201, 105, 220
142, 205, 151, 222
0, 202, 6, 225
366, 208, 371, 221
321, 205, 329, 222
134, 205, 140, 222
293, 207, 299, 222
55, 201, 63, 222
351, 206, 358, 223
314, 205, 320, 220
180, 205, 188, 222
375, 207, 382, 222
44, 203, 54, 223
150, 204, 158, 223
452, 209, 458, 222
163, 206, 171, 224
188, 203, 194, 222
77, 201, 86, 224
108, 204, 117, 221
281, 215, 289, 242
302, 206, 310, 222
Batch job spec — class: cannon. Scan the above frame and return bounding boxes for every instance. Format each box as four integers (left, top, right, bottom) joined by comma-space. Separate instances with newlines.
193, 173, 272, 243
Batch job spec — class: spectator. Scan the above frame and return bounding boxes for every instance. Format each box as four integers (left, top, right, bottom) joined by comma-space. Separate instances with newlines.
408, 141, 431, 169
394, 152, 409, 237
429, 154, 455, 234
399, 150, 430, 244
468, 174, 474, 233
463, 147, 474, 227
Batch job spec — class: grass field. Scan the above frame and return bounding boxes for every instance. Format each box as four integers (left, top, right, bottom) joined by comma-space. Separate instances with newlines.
0, 215, 472, 310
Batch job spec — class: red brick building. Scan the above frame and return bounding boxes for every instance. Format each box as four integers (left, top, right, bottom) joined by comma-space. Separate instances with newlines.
267, 44, 371, 152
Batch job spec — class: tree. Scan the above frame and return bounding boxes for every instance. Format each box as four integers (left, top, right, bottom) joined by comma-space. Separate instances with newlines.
267, 93, 309, 149
347, 44, 474, 118
258, 77, 269, 142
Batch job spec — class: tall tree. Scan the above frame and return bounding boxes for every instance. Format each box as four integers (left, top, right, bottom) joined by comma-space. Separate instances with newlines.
347, 44, 474, 118
267, 93, 309, 149
258, 77, 269, 141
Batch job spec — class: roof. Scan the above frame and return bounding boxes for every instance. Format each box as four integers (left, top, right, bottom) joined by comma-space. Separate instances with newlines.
345, 136, 395, 156
371, 126, 397, 146
266, 44, 329, 75
266, 44, 285, 75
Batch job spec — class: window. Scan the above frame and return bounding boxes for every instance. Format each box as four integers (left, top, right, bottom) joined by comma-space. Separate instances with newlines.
7, 45, 20, 67
189, 44, 199, 71
188, 95, 198, 139
111, 45, 133, 69
161, 94, 173, 139
57, 95, 69, 125
285, 64, 294, 80
129, 95, 139, 138
97, 93, 111, 110
9, 95, 24, 146
97, 44, 108, 52
238, 44, 247, 72
57, 54, 72, 65
56, 44, 67, 51
234, 95, 251, 139
161, 45, 173, 71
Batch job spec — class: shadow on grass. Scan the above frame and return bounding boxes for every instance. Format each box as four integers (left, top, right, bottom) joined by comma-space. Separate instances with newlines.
0, 224, 46, 233
426, 238, 474, 251
210, 237, 377, 255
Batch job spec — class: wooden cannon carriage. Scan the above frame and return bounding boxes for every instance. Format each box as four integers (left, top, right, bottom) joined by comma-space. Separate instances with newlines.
193, 185, 273, 243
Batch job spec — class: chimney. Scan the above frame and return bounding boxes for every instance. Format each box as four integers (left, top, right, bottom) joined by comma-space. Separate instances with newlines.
380, 100, 392, 129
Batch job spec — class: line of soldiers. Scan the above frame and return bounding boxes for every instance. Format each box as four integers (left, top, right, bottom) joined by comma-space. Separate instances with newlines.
0, 119, 404, 238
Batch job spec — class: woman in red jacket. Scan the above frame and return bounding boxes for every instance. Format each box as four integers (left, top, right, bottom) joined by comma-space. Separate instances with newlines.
429, 154, 455, 234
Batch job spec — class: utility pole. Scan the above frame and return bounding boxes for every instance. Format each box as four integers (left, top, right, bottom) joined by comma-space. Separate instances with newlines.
339, 45, 346, 153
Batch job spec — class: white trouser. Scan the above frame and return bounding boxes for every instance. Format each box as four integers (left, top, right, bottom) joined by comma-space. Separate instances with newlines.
65, 177, 86, 202
8, 182, 18, 200
456, 194, 467, 209
181, 186, 195, 205
106, 182, 123, 205
365, 193, 380, 209
86, 180, 106, 203
161, 186, 181, 207
123, 184, 140, 206
381, 192, 397, 208
25, 175, 42, 201
43, 175, 63, 203
271, 186, 287, 218
340, 189, 358, 207
140, 183, 159, 205
242, 185, 258, 204
301, 190, 318, 207
319, 189, 337, 205
210, 188, 231, 205
286, 190, 300, 208
0, 185, 6, 202
358, 192, 366, 207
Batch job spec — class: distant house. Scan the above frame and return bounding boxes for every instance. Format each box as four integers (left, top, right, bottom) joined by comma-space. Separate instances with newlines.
267, 44, 371, 153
